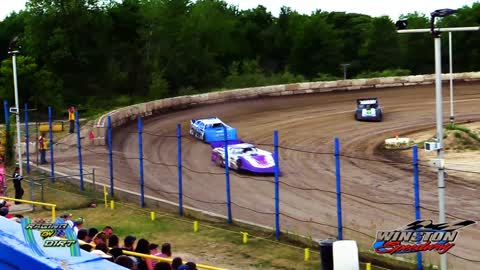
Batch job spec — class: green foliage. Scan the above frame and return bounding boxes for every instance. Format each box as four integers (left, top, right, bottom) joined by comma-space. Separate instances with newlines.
0, 1, 479, 114
2, 116, 15, 166
355, 69, 411, 79
446, 125, 480, 142
148, 71, 170, 99
312, 73, 341, 81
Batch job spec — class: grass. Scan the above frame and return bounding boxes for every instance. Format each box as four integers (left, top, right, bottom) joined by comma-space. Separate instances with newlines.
446, 124, 480, 142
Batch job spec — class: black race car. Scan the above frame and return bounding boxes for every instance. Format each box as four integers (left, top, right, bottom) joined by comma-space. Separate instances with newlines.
355, 98, 383, 122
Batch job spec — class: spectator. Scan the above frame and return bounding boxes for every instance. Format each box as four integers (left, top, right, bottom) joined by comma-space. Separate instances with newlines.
154, 262, 171, 270
122, 235, 136, 251
38, 132, 48, 164
149, 243, 160, 268
0, 199, 12, 208
103, 226, 113, 237
61, 213, 74, 228
95, 243, 109, 254
134, 238, 154, 270
0, 165, 6, 196
171, 257, 183, 270
159, 243, 171, 258
12, 166, 24, 203
90, 249, 112, 260
92, 232, 107, 246
115, 255, 134, 269
68, 105, 76, 134
80, 244, 92, 252
73, 217, 84, 234
0, 206, 13, 218
88, 228, 99, 243
109, 247, 124, 260
186, 262, 197, 270
77, 228, 89, 245
109, 234, 120, 248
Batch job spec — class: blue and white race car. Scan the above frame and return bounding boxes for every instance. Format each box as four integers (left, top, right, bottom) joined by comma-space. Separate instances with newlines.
189, 117, 238, 142
211, 143, 276, 174
355, 98, 383, 122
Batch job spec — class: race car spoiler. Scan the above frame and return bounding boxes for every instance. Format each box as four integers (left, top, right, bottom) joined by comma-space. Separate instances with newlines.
210, 140, 244, 149
357, 98, 378, 105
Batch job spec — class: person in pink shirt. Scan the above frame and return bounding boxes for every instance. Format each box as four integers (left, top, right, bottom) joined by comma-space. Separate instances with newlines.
150, 243, 171, 268
0, 165, 6, 196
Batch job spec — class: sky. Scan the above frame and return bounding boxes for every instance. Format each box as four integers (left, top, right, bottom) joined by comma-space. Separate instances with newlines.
0, 0, 477, 21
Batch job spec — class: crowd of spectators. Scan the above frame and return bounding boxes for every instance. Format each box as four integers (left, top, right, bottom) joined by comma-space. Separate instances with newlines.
0, 201, 199, 270
74, 220, 198, 270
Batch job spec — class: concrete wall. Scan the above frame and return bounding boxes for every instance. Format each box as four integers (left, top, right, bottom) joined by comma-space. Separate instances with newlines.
90, 72, 480, 145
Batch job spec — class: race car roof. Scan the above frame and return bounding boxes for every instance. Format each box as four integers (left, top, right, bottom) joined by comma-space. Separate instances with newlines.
196, 117, 224, 124
229, 143, 255, 149
357, 98, 378, 105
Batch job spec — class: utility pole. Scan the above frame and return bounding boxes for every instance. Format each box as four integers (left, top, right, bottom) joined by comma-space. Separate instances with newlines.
340, 63, 350, 80
8, 37, 22, 175
397, 9, 480, 270
448, 32, 454, 125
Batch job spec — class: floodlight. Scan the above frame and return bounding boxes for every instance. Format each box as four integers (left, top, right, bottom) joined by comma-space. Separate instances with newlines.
395, 20, 408, 30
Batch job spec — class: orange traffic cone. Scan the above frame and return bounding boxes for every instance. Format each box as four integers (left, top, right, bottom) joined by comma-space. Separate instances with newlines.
88, 131, 94, 140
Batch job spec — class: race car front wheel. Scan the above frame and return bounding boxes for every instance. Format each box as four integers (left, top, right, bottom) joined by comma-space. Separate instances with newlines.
217, 156, 225, 167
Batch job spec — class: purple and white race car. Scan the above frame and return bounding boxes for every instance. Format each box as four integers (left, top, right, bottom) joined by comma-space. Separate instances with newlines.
211, 143, 276, 174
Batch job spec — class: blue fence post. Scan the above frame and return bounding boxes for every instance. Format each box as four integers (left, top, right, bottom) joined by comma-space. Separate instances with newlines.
3, 101, 9, 132
138, 117, 145, 208
334, 137, 343, 240
274, 130, 280, 240
223, 126, 232, 224
24, 103, 30, 174
75, 111, 84, 191
177, 124, 183, 216
107, 116, 114, 197
413, 145, 423, 270
48, 106, 55, 181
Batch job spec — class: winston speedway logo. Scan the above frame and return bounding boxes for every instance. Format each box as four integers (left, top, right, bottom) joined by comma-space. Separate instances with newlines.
21, 218, 81, 257
373, 220, 476, 255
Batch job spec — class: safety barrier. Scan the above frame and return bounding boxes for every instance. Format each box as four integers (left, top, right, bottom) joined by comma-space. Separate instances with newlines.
91, 71, 480, 146
0, 196, 56, 222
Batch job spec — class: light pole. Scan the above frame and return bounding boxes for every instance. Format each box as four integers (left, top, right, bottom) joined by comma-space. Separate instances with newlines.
397, 9, 480, 270
8, 37, 23, 176
448, 32, 454, 125
340, 63, 350, 80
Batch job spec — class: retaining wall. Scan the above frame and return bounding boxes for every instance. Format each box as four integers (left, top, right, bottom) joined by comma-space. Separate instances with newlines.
91, 72, 480, 145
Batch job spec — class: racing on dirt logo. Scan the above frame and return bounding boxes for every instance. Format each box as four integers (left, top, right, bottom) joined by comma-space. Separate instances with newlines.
25, 223, 77, 247
373, 220, 476, 255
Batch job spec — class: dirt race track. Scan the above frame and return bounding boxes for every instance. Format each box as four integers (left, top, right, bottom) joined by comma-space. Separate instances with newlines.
57, 82, 480, 269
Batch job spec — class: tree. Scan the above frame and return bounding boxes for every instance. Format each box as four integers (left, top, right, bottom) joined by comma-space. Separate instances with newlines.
359, 16, 402, 72
0, 56, 63, 111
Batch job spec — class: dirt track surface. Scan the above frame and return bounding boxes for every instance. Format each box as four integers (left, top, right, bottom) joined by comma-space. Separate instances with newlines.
56, 82, 480, 269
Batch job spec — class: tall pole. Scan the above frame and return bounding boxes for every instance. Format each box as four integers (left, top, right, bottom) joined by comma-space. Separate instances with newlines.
340, 64, 350, 80
397, 21, 480, 270
448, 32, 454, 125
434, 35, 447, 270
11, 52, 23, 175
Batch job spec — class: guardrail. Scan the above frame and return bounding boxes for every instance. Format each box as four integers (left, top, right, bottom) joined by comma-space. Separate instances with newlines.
0, 196, 56, 222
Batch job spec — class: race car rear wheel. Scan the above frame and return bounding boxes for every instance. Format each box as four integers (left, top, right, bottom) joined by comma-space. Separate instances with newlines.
236, 159, 243, 171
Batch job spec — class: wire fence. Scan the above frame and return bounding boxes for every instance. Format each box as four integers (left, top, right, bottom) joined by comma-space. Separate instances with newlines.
2, 104, 480, 269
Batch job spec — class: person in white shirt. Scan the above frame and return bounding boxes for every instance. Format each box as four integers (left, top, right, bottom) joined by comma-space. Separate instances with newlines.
73, 217, 84, 235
